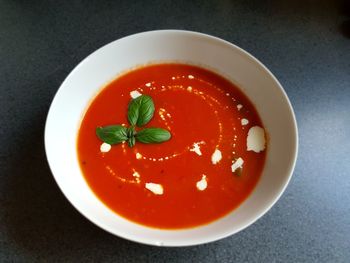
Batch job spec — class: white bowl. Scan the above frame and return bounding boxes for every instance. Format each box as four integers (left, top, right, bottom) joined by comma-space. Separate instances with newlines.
45, 30, 298, 246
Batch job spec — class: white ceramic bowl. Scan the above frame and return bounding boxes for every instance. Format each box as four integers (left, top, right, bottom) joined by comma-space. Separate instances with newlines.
45, 30, 298, 246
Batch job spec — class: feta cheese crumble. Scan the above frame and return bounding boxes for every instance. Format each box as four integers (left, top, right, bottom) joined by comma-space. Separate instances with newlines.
211, 149, 222, 164
130, 90, 142, 99
196, 175, 207, 191
241, 118, 249, 126
247, 126, 266, 152
100, 142, 111, 153
190, 142, 204, 156
145, 183, 164, 195
231, 157, 244, 173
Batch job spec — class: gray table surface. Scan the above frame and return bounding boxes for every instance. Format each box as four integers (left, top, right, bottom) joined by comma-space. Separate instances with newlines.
1, 0, 349, 262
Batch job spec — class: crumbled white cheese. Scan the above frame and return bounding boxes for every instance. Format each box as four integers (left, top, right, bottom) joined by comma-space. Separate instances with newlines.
145, 82, 151, 87
130, 90, 142, 99
241, 118, 249, 126
145, 183, 164, 195
135, 152, 142, 160
231, 158, 244, 173
190, 142, 204, 156
247, 126, 266, 153
100, 142, 111, 153
211, 149, 222, 164
196, 175, 207, 191
237, 104, 243, 110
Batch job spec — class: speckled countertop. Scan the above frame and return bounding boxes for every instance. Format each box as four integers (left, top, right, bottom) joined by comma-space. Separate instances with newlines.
1, 1, 349, 262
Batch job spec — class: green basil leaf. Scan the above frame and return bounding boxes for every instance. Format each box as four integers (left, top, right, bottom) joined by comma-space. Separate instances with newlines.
127, 126, 135, 138
127, 95, 155, 127
127, 136, 136, 147
135, 128, 171, 144
96, 125, 128, 145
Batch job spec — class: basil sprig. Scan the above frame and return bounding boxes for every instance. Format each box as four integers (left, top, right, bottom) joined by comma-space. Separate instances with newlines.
96, 95, 171, 147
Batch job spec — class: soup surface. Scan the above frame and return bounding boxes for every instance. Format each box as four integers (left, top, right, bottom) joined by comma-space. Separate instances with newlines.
77, 64, 266, 229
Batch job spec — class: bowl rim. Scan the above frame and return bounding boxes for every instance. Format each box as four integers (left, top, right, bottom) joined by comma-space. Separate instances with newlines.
44, 29, 298, 246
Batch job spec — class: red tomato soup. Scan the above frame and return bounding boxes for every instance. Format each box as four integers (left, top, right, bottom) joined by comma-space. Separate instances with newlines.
77, 64, 266, 229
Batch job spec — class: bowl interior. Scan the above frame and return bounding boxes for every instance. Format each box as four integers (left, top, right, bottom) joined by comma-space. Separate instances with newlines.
45, 30, 298, 246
